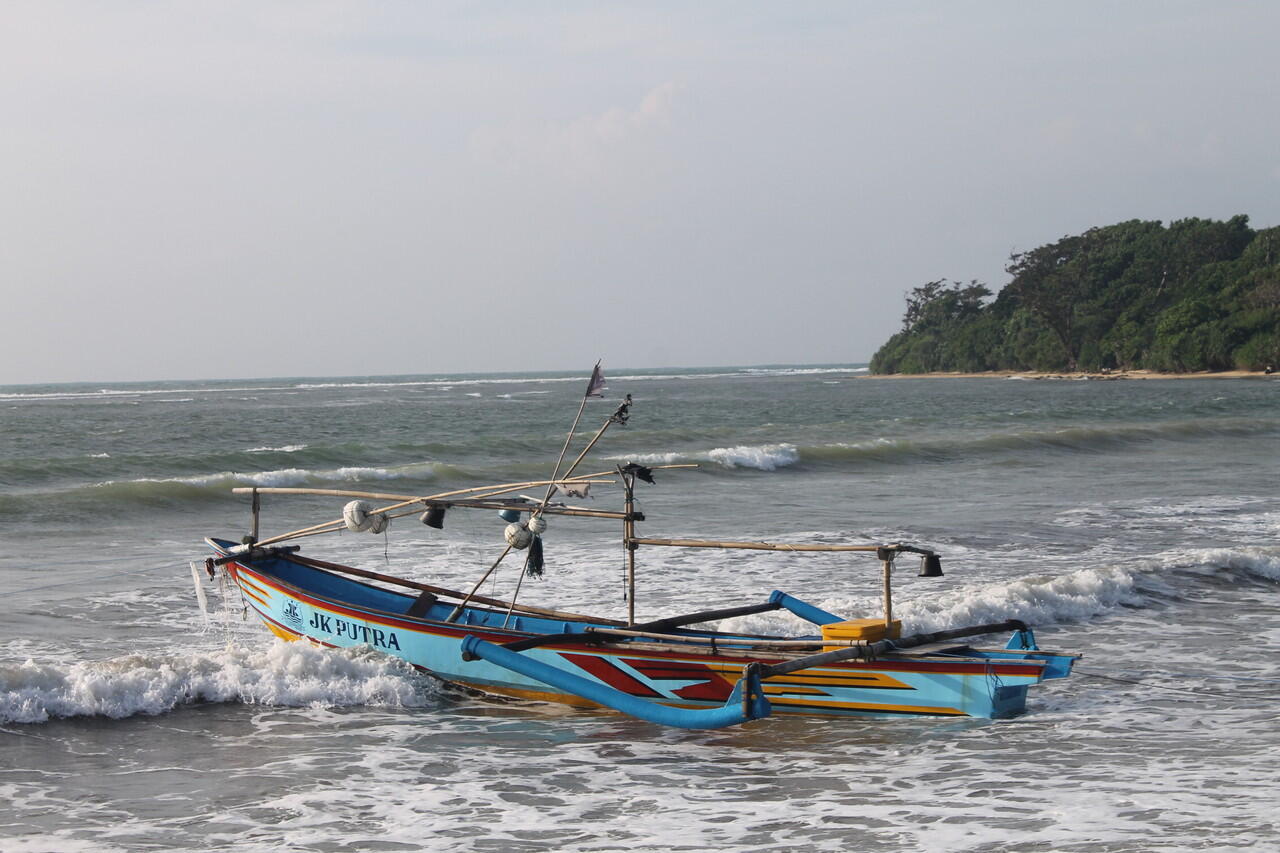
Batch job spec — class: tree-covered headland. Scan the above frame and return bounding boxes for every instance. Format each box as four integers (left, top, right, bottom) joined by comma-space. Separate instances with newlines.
870, 216, 1280, 374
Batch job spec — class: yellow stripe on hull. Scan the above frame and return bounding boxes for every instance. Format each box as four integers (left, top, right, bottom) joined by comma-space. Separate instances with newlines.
766, 695, 968, 715
266, 622, 302, 642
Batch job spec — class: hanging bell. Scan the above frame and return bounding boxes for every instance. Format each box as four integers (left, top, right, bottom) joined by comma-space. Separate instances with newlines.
421, 504, 447, 529
919, 554, 944, 577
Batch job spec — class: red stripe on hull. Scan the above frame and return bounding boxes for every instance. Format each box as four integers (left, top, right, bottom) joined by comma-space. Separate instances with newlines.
229, 563, 1045, 679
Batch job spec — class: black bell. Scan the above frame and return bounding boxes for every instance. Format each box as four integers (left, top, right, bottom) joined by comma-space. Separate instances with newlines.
421, 505, 447, 529
919, 554, 944, 577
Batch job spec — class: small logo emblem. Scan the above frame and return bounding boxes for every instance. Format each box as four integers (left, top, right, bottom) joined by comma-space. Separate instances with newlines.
282, 599, 303, 629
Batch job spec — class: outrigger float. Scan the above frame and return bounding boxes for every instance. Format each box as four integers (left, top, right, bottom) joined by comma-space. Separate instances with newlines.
202, 369, 1077, 730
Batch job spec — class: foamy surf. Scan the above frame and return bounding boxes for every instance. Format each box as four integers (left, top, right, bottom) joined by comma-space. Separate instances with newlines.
86, 461, 450, 497
0, 641, 434, 725
717, 545, 1280, 638
611, 443, 800, 471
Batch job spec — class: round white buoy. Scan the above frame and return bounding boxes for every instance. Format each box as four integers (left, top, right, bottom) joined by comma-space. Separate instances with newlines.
526, 515, 547, 535
504, 522, 533, 550
368, 513, 390, 534
343, 500, 374, 532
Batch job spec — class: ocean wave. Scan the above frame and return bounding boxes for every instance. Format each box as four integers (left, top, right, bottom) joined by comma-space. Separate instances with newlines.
827, 420, 1276, 466
0, 461, 460, 514
1, 366, 870, 403
718, 545, 1279, 637
602, 419, 1276, 476
0, 642, 435, 725
96, 461, 450, 494
1158, 546, 1280, 581
845, 420, 1278, 464
716, 563, 1145, 638
0, 384, 295, 402
612, 443, 800, 471
247, 445, 308, 453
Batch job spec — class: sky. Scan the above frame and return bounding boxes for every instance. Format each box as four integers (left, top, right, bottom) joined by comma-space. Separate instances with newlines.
3, 1, 1278, 384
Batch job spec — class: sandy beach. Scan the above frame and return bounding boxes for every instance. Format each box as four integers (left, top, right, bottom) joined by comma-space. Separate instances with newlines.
858, 369, 1277, 380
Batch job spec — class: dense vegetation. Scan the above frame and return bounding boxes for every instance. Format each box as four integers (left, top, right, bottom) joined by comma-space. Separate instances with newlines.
870, 216, 1280, 373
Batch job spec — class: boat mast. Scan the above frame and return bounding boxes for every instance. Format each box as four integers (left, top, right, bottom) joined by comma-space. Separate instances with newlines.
622, 466, 638, 625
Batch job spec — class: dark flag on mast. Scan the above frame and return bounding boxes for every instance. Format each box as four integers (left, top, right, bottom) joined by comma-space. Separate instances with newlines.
585, 361, 607, 398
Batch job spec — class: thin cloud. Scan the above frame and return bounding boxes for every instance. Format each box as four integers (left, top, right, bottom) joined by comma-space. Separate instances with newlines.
469, 82, 682, 179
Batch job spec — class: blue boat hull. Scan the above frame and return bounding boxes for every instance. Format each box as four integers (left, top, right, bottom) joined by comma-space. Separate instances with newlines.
207, 539, 1076, 727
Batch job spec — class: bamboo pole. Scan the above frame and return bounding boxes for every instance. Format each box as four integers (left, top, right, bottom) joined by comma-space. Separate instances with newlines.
500, 558, 532, 629
555, 402, 628, 489
541, 367, 597, 505
290, 554, 623, 624
250, 488, 260, 542
246, 474, 616, 547
626, 538, 893, 553
505, 368, 622, 625
882, 556, 893, 629
623, 469, 637, 626
231, 474, 613, 504
445, 545, 514, 623
583, 626, 832, 648
428, 497, 628, 520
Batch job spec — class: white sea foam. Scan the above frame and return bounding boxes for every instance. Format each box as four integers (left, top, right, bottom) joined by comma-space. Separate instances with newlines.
610, 443, 800, 471
1159, 545, 1280, 580
717, 544, 1280, 639
246, 444, 308, 453
0, 384, 294, 402
1, 366, 869, 406
0, 641, 433, 725
99, 461, 443, 491
706, 443, 799, 470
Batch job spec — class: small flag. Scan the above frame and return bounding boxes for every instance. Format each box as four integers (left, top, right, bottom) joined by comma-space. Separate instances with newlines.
585, 361, 606, 398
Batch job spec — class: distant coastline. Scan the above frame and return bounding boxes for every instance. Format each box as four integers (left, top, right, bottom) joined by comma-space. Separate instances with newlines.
870, 216, 1280, 376
857, 369, 1277, 380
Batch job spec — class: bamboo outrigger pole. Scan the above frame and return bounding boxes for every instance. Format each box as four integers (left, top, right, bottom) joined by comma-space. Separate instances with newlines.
241, 474, 616, 547
624, 539, 938, 633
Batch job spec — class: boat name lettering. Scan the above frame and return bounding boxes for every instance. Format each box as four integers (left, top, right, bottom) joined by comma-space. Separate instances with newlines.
306, 611, 401, 650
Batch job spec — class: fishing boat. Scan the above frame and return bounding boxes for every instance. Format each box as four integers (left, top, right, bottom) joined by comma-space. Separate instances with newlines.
200, 368, 1077, 729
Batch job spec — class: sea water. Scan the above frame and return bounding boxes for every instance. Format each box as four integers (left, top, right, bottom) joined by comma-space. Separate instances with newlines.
1, 366, 1277, 852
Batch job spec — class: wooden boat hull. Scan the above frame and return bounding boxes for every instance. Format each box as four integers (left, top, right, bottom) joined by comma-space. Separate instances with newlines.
209, 539, 1074, 723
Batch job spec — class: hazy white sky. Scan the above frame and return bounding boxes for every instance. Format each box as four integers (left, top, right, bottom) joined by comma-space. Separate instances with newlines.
3, 1, 1277, 384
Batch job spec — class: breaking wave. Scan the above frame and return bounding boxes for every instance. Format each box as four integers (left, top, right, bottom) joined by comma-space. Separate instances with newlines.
610, 418, 1278, 475
94, 462, 450, 497
0, 642, 436, 725
0, 462, 467, 519
614, 443, 800, 471
718, 546, 1280, 637
0, 365, 869, 403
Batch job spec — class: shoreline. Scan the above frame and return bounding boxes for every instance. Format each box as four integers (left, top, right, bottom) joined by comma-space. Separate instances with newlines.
856, 369, 1277, 381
